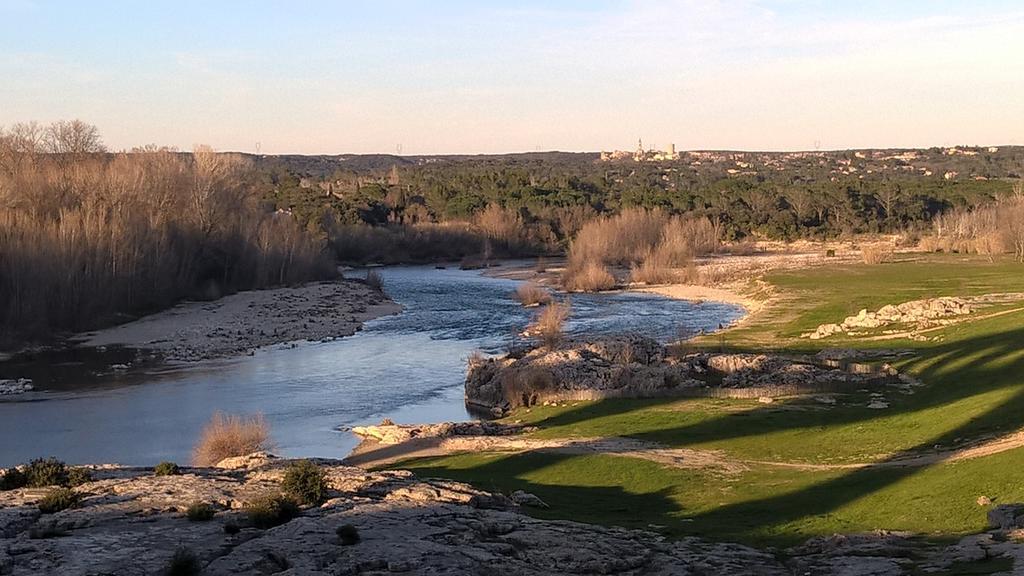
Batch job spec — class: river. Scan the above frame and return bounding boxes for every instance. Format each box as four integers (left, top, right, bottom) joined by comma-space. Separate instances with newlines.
0, 265, 743, 467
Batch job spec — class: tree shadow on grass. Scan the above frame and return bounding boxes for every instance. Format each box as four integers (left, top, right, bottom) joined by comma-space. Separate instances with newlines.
533, 324, 1024, 457
403, 450, 687, 534
433, 320, 1024, 546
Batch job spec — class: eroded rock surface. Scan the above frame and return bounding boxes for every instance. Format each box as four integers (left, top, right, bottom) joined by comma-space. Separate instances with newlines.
2, 457, 1020, 574
0, 456, 793, 575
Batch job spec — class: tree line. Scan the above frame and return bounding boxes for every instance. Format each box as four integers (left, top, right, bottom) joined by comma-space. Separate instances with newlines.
261, 151, 1021, 257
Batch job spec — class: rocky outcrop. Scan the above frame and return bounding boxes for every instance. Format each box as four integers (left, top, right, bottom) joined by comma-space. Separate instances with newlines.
465, 335, 702, 416
0, 379, 32, 396
466, 336, 903, 415
0, 456, 793, 575
803, 294, 1024, 340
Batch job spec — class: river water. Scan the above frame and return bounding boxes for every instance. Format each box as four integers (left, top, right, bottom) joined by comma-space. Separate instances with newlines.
0, 265, 743, 467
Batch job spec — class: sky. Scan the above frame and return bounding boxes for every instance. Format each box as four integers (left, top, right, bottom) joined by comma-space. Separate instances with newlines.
1, 0, 1022, 154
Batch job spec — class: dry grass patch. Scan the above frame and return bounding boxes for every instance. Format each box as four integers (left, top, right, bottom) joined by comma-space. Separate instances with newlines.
564, 209, 718, 292
193, 412, 270, 466
529, 300, 571, 349
562, 262, 616, 292
861, 244, 894, 264
514, 282, 552, 307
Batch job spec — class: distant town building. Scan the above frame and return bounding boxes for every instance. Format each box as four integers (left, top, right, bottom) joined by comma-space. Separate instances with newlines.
601, 139, 679, 162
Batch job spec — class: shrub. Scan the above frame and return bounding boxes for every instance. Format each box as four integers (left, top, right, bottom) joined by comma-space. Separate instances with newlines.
246, 493, 300, 529
567, 209, 717, 268
562, 261, 616, 292
165, 547, 200, 576
528, 300, 570, 349
67, 467, 93, 487
25, 457, 69, 487
337, 523, 360, 545
185, 501, 215, 521
154, 461, 180, 476
37, 487, 80, 513
629, 254, 677, 285
0, 467, 28, 490
514, 282, 552, 307
365, 269, 384, 292
861, 244, 894, 264
193, 412, 270, 467
281, 460, 329, 506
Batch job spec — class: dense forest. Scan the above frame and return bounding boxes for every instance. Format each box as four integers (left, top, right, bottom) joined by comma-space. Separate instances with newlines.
255, 146, 1024, 261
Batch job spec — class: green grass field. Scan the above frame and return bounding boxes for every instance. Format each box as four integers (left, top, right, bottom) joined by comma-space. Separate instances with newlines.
398, 254, 1024, 547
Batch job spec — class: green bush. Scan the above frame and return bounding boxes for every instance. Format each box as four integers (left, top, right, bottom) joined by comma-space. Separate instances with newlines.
336, 523, 360, 545
67, 467, 93, 487
185, 501, 215, 522
0, 467, 28, 490
25, 457, 69, 487
246, 493, 300, 529
281, 460, 328, 506
165, 547, 200, 576
37, 487, 81, 514
154, 461, 180, 476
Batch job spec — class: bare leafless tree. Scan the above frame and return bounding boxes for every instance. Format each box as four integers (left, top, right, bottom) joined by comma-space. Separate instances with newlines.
43, 119, 105, 155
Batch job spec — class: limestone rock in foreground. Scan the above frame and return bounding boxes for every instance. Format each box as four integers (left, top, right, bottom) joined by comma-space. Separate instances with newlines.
0, 456, 789, 575
351, 420, 534, 445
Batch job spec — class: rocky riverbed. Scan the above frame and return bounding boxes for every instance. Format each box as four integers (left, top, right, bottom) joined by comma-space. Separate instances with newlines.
74, 278, 399, 362
1, 454, 1019, 575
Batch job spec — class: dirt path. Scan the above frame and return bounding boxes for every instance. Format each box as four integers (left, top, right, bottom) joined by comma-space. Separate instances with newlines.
351, 427, 1024, 474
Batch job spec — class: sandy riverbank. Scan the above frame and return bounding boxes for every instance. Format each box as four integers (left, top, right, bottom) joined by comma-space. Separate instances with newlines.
76, 279, 400, 362
486, 246, 855, 322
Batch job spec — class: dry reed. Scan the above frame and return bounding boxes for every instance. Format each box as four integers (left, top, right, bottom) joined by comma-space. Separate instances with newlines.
562, 261, 616, 292
192, 412, 270, 466
514, 282, 552, 307
860, 244, 894, 264
529, 300, 570, 349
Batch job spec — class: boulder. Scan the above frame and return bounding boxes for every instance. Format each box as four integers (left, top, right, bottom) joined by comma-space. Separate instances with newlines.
988, 504, 1024, 530
213, 451, 278, 470
510, 490, 550, 509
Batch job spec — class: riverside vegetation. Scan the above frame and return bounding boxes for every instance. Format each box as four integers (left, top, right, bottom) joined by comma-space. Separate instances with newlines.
0, 121, 333, 347
5, 120, 1024, 347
